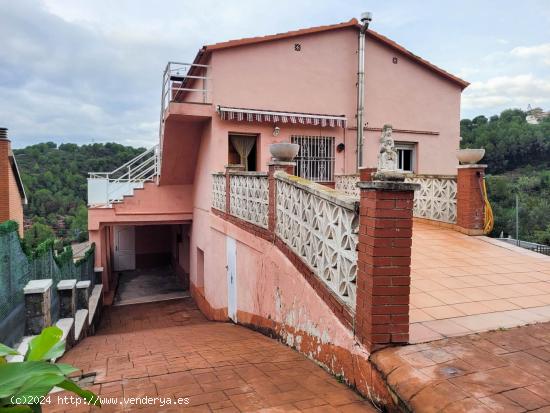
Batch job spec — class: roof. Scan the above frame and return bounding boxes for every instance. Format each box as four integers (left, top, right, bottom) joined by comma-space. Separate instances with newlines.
197, 18, 469, 89
8, 149, 28, 204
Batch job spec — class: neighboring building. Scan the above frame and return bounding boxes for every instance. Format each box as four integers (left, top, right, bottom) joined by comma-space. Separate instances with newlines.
526, 105, 549, 125
0, 128, 27, 237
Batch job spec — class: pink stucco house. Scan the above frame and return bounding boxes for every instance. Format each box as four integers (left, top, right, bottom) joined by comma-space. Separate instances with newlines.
87, 17, 485, 404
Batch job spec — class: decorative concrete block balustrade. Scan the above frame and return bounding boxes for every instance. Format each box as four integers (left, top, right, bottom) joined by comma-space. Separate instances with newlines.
229, 172, 269, 229
212, 165, 359, 310
275, 173, 359, 307
336, 172, 458, 224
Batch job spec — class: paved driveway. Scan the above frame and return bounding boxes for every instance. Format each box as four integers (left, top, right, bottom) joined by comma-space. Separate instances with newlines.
46, 298, 376, 412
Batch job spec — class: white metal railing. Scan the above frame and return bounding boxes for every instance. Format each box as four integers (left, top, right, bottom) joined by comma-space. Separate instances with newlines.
229, 173, 269, 228
160, 62, 210, 117
275, 172, 359, 308
88, 145, 159, 206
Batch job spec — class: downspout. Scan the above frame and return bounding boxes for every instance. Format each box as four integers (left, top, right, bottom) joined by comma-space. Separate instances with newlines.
356, 12, 372, 170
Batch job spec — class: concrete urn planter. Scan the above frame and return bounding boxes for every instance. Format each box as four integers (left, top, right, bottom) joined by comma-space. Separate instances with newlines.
456, 148, 485, 164
269, 143, 300, 161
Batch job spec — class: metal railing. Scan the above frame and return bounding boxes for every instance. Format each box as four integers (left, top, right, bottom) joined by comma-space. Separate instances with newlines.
160, 62, 210, 116
88, 145, 159, 206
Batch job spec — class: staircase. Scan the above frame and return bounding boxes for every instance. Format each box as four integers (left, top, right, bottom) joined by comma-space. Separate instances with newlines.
87, 145, 159, 206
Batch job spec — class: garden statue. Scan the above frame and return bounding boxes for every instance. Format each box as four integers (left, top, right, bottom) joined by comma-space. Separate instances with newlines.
378, 124, 398, 172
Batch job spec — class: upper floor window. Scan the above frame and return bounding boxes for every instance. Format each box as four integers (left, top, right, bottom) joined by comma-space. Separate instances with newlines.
395, 143, 416, 173
291, 135, 335, 182
228, 133, 257, 171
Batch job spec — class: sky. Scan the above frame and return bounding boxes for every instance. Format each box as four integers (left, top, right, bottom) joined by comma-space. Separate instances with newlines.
1, 0, 549, 148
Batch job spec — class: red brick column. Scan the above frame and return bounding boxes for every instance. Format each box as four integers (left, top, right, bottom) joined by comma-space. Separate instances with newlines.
224, 164, 245, 214
457, 164, 487, 235
0, 129, 11, 224
359, 167, 377, 182
268, 161, 295, 232
356, 176, 419, 352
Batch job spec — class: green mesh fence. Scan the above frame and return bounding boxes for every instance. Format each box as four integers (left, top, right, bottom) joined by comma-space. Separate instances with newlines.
0, 221, 96, 321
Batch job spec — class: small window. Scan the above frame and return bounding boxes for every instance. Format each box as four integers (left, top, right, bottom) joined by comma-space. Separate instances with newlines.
228, 133, 258, 171
291, 135, 335, 182
395, 143, 416, 173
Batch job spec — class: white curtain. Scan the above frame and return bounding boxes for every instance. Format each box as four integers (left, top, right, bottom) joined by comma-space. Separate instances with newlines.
230, 135, 255, 170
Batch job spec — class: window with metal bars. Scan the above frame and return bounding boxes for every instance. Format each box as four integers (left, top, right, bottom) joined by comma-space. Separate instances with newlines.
291, 135, 335, 182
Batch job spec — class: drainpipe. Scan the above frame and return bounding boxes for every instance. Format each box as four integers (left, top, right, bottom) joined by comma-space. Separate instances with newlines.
356, 12, 372, 170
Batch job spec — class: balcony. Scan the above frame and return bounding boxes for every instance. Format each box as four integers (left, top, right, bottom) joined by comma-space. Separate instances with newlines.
161, 62, 211, 116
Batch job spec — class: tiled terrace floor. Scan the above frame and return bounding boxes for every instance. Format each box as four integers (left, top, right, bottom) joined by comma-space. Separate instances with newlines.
411, 222, 550, 343
372, 322, 550, 412
46, 299, 376, 412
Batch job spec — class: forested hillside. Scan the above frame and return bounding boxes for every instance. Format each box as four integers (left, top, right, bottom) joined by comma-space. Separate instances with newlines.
460, 109, 550, 245
13, 142, 145, 247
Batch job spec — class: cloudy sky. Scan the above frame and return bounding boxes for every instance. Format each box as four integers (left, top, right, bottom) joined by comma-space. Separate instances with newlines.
1, 0, 549, 148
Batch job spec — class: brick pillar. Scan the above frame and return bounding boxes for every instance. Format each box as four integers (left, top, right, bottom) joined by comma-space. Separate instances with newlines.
0, 128, 11, 224
359, 167, 377, 182
224, 164, 245, 213
457, 164, 487, 235
356, 174, 419, 352
268, 161, 295, 232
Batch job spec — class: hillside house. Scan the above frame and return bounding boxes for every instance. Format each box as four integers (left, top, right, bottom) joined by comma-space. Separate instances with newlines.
84, 17, 515, 399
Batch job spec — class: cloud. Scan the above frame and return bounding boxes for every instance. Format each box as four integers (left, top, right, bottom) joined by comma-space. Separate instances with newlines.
511, 43, 550, 65
463, 74, 550, 110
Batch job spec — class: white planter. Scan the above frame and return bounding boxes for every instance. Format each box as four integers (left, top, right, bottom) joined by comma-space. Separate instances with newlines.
269, 143, 300, 161
456, 148, 485, 164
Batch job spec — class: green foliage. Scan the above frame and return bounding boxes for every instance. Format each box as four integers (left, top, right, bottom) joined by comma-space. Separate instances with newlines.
461, 109, 550, 246
485, 168, 550, 245
0, 221, 19, 235
14, 142, 145, 242
0, 327, 100, 412
23, 223, 55, 252
460, 109, 550, 174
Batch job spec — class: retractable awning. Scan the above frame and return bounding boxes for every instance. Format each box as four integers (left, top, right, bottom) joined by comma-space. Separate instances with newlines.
217, 106, 347, 128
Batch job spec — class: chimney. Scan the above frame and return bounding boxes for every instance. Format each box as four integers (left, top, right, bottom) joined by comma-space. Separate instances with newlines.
0, 127, 11, 224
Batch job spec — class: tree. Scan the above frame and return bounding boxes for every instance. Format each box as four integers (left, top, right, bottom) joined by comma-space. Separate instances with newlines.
23, 222, 55, 250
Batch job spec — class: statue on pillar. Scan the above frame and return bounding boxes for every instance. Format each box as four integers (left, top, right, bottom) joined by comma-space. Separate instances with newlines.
377, 124, 398, 172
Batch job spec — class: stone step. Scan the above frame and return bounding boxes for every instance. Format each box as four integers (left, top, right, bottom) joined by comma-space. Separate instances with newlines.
88, 284, 103, 326
74, 309, 89, 341
6, 335, 34, 362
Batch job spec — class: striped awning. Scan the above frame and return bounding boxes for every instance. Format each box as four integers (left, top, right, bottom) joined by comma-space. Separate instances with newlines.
217, 106, 346, 128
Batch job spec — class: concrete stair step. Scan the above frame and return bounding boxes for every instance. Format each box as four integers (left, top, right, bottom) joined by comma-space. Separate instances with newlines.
74, 309, 89, 341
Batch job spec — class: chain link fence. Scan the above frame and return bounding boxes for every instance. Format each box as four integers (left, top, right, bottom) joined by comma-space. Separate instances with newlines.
0, 221, 95, 345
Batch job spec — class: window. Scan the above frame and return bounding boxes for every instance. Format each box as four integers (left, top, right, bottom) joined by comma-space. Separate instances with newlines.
291, 135, 335, 182
228, 134, 258, 171
395, 143, 416, 173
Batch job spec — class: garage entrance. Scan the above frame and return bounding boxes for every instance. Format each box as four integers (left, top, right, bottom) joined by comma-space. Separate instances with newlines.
111, 223, 190, 306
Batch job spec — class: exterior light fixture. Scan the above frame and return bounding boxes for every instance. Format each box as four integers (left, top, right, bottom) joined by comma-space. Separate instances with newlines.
273, 126, 281, 137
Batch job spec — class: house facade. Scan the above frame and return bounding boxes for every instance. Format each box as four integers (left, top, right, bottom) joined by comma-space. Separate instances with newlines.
87, 18, 472, 398
0, 128, 27, 237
